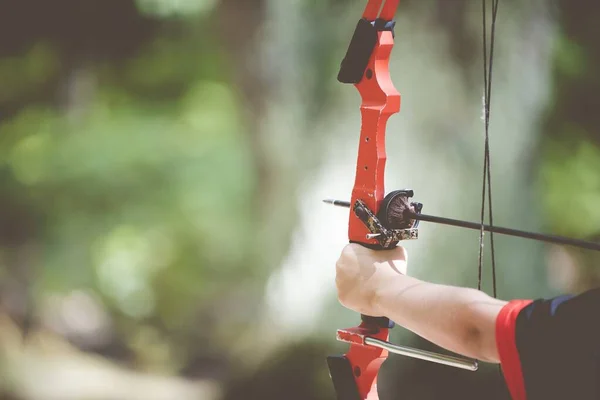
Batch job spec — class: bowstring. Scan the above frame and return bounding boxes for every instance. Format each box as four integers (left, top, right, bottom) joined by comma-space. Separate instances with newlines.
478, 0, 500, 298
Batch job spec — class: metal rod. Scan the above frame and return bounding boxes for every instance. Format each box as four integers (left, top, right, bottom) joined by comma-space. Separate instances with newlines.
364, 337, 478, 371
323, 199, 600, 252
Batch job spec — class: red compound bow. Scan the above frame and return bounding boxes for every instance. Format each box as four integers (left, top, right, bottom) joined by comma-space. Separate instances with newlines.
326, 1, 482, 399
325, 1, 600, 399
326, 2, 477, 399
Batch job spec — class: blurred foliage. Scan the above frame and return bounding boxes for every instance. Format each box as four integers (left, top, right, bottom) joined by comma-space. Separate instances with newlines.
1, 0, 600, 400
136, 0, 218, 17
0, 0, 259, 385
541, 1, 600, 245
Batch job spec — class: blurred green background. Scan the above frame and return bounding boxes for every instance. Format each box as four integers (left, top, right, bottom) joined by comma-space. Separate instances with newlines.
1, 0, 600, 399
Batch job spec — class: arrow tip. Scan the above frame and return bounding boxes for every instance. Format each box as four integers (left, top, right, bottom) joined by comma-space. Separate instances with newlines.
323, 199, 351, 208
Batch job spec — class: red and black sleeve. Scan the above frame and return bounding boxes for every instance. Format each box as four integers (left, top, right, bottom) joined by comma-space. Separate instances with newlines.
495, 288, 600, 400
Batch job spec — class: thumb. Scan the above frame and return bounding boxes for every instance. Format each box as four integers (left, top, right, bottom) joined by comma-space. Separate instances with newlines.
391, 245, 407, 263
371, 245, 407, 263
375, 245, 408, 275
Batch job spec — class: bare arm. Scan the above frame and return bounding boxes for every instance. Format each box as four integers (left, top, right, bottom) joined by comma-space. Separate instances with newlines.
374, 274, 505, 362
335, 244, 506, 363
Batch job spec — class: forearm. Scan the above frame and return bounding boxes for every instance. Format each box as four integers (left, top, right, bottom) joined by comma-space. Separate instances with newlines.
374, 275, 506, 362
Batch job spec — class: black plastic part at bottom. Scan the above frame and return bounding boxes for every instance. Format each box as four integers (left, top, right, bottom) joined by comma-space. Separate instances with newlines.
361, 314, 394, 329
327, 355, 361, 400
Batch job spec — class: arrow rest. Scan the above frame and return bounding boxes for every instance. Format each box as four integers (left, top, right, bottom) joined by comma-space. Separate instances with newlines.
352, 197, 418, 249
379, 190, 423, 230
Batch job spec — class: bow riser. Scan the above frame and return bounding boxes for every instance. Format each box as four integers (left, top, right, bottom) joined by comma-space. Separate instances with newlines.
349, 30, 401, 246
328, 2, 401, 398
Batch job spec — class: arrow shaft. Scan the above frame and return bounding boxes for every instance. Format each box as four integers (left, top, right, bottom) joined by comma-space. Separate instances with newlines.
323, 199, 600, 251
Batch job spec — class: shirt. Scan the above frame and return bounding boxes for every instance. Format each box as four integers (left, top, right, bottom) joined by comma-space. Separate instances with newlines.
496, 288, 600, 400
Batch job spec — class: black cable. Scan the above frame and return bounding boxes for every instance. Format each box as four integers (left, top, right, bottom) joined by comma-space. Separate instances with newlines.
478, 0, 500, 297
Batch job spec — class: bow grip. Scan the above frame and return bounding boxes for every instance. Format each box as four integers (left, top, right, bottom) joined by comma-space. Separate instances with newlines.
361, 314, 393, 329
350, 237, 397, 329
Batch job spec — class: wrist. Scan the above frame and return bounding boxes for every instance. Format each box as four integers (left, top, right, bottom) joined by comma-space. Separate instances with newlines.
372, 273, 406, 317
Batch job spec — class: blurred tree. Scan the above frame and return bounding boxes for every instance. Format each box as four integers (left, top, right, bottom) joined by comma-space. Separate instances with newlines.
1, 1, 600, 400
540, 0, 600, 291
0, 0, 257, 385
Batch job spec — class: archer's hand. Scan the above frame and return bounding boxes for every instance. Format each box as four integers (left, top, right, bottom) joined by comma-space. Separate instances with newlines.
335, 243, 408, 316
